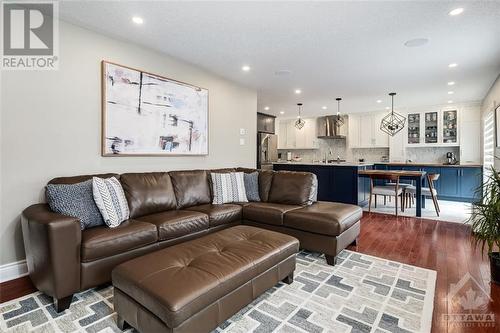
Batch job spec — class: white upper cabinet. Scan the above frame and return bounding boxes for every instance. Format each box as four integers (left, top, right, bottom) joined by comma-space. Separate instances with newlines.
348, 112, 389, 148
406, 109, 460, 147
277, 118, 318, 149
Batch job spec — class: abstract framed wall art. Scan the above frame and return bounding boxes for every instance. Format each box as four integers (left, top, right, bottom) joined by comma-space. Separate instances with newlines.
101, 61, 209, 156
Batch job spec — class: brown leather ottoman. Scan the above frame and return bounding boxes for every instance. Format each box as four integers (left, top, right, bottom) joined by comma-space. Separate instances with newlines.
112, 225, 299, 333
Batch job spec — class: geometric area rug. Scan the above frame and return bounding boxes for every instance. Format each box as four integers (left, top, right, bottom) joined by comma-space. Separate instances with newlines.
0, 250, 437, 333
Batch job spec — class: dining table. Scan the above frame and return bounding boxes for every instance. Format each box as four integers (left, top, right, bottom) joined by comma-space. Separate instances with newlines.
358, 169, 427, 217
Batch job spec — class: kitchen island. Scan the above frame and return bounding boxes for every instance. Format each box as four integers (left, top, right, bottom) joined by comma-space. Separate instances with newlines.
273, 162, 372, 206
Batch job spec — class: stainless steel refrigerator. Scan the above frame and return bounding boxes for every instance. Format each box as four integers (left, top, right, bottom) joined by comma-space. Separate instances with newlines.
257, 133, 278, 170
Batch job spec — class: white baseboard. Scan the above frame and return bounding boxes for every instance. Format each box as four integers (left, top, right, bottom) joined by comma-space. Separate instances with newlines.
0, 260, 28, 283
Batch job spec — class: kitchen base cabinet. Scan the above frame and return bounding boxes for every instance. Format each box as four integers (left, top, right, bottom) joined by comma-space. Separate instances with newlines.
373, 164, 482, 203
273, 163, 371, 205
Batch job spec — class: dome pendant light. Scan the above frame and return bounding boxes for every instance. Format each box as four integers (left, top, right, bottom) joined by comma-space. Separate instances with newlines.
295, 103, 305, 130
380, 92, 406, 136
334, 98, 344, 127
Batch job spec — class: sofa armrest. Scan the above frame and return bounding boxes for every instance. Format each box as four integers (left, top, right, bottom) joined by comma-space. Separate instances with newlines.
21, 204, 81, 299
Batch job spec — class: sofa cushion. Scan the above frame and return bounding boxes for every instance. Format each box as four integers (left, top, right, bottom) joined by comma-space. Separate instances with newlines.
120, 172, 177, 218
268, 171, 317, 205
92, 177, 130, 228
210, 172, 248, 204
186, 204, 242, 227
46, 180, 104, 230
283, 201, 362, 236
244, 172, 261, 202
243, 202, 301, 226
137, 210, 209, 241
81, 220, 157, 262
258, 170, 274, 202
169, 170, 211, 209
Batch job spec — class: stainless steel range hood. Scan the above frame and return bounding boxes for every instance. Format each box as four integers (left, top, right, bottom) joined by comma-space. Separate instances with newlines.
317, 116, 346, 139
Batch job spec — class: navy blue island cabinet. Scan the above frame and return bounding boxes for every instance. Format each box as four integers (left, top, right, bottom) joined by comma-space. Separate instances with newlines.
272, 163, 372, 206
373, 164, 482, 202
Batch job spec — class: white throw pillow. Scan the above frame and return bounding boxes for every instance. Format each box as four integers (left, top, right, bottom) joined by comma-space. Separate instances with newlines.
211, 172, 248, 204
92, 177, 130, 228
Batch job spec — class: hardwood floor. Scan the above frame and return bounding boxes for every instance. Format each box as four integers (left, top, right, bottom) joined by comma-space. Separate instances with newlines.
1, 213, 498, 332
347, 212, 500, 333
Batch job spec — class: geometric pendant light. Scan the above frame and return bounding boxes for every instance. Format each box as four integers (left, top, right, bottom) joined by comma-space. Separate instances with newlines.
380, 92, 406, 136
295, 103, 305, 130
334, 97, 344, 127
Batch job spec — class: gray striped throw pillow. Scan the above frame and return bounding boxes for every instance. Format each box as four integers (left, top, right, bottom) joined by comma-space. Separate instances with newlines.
92, 177, 130, 228
211, 172, 248, 204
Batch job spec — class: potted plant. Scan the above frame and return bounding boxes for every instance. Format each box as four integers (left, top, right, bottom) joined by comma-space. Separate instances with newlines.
468, 166, 500, 284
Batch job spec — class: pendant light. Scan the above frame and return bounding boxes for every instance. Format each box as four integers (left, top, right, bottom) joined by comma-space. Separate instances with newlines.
334, 97, 344, 127
380, 92, 406, 136
295, 103, 305, 129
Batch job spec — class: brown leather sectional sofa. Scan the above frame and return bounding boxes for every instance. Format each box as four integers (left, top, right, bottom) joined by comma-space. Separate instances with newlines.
21, 167, 362, 312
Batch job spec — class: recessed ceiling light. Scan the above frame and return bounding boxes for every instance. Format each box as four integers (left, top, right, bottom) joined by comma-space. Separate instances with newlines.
296, 115, 301, 119
132, 16, 144, 24
376, 100, 382, 104
241, 65, 251, 72
322, 106, 327, 110
404, 38, 429, 47
280, 111, 285, 115
275, 69, 292, 76
448, 63, 458, 68
448, 91, 454, 95
294, 89, 302, 94
385, 107, 390, 110
264, 106, 270, 111
448, 100, 453, 103
447, 81, 455, 86
449, 8, 464, 16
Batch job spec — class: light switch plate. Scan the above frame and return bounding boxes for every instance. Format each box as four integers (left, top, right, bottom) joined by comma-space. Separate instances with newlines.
239, 138, 245, 145
239, 128, 246, 135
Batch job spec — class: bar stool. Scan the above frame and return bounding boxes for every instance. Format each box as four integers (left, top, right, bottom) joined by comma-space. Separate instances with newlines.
404, 173, 440, 216
369, 174, 405, 216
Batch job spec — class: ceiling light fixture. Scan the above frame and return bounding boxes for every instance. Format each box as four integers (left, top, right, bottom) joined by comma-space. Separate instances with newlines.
449, 8, 464, 16
380, 92, 406, 136
335, 98, 344, 127
241, 65, 251, 72
264, 106, 270, 111
448, 91, 454, 95
448, 100, 453, 104
280, 111, 285, 115
294, 89, 302, 94
132, 16, 144, 24
447, 81, 455, 86
376, 100, 382, 104
404, 38, 429, 47
385, 107, 390, 110
448, 63, 458, 68
322, 106, 327, 110
295, 103, 305, 129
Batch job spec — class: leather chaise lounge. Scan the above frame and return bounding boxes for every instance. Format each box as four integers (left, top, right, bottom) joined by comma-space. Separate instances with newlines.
21, 167, 362, 312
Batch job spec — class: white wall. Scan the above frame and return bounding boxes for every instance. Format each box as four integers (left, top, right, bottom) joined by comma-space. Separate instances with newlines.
0, 22, 257, 266
481, 75, 500, 170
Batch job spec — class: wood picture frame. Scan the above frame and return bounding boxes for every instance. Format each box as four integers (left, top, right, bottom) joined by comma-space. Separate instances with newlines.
101, 61, 209, 156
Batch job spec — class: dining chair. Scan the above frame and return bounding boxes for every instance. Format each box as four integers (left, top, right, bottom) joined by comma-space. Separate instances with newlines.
404, 173, 440, 216
368, 174, 405, 216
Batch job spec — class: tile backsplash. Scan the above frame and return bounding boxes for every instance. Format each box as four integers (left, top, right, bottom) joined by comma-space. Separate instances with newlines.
406, 147, 460, 164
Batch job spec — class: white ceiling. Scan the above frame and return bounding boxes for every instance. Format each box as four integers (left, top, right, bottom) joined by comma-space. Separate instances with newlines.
59, 1, 500, 117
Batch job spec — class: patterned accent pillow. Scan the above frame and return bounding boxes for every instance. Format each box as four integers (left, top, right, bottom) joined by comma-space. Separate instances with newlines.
92, 177, 130, 228
211, 172, 248, 204
244, 172, 261, 202
46, 180, 104, 230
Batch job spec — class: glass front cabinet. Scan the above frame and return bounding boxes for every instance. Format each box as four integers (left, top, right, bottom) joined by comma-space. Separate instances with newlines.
406, 109, 459, 146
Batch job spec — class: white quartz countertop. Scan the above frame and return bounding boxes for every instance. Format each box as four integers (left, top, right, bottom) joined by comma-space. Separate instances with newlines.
272, 161, 374, 167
